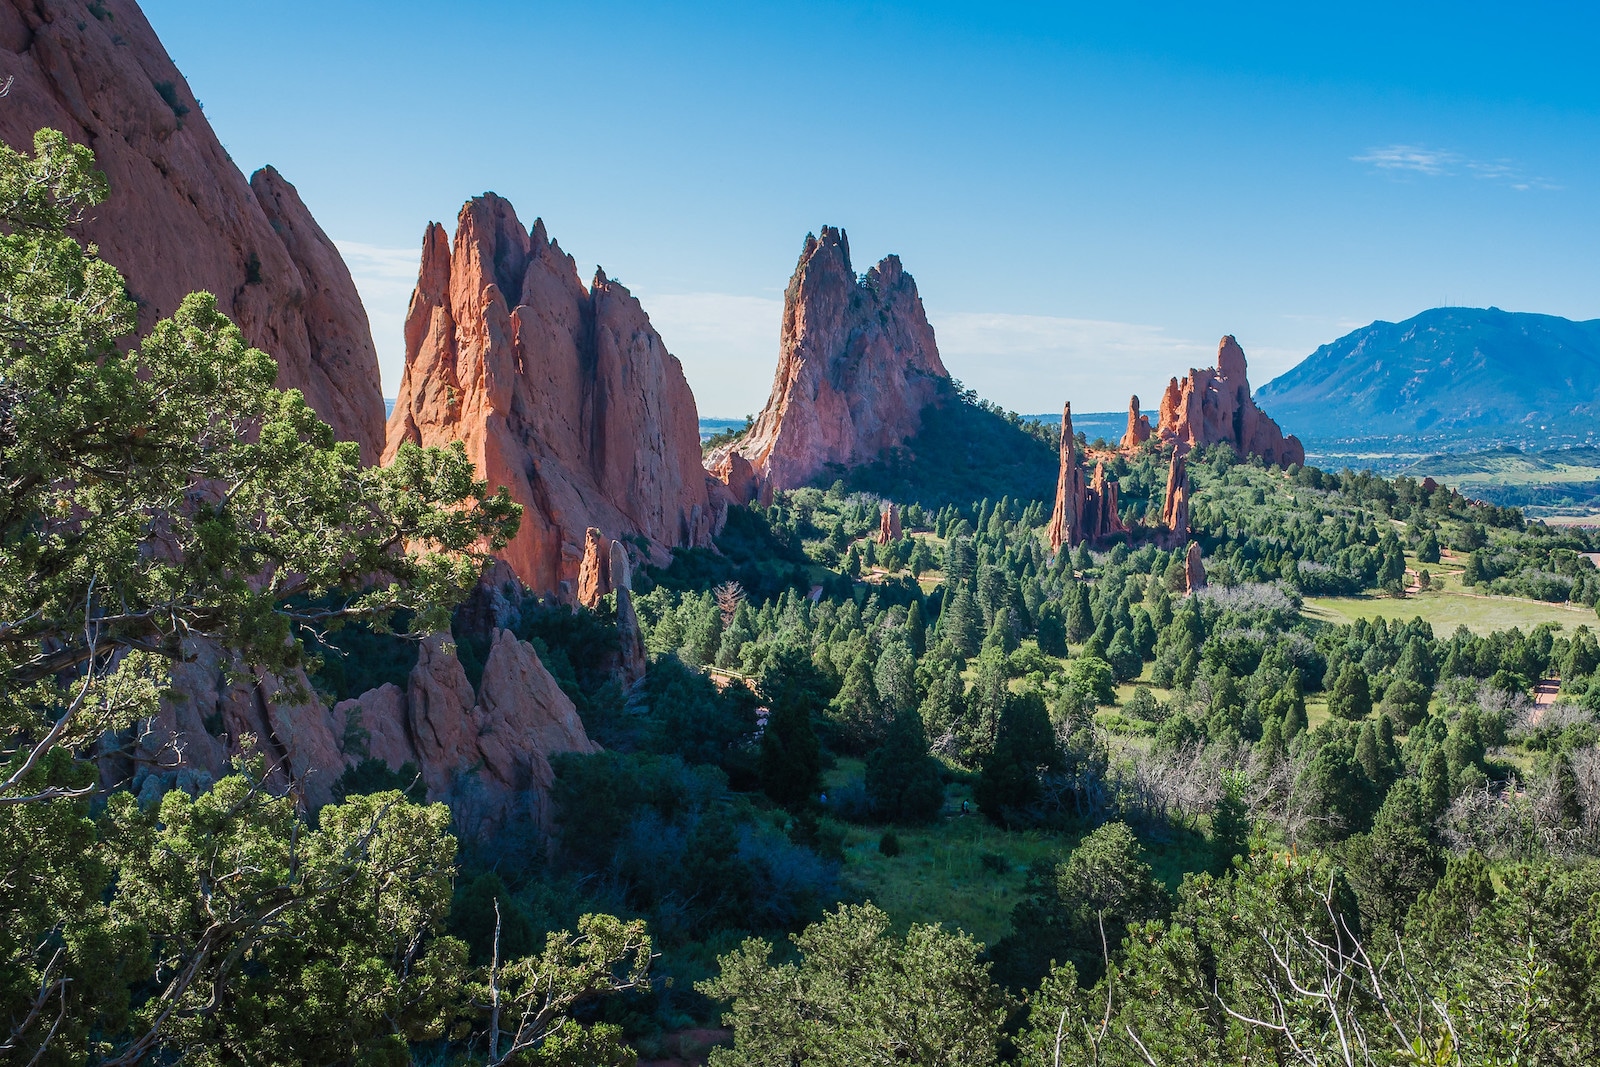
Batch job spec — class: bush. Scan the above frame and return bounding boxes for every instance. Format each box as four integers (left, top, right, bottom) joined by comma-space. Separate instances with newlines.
878, 830, 902, 857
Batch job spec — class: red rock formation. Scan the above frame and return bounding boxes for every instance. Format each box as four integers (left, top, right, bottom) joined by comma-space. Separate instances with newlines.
729, 227, 949, 493
1084, 462, 1128, 542
0, 0, 385, 460
1157, 337, 1304, 468
1120, 395, 1152, 451
1048, 404, 1085, 552
708, 449, 759, 505
577, 527, 612, 610
142, 627, 600, 833
877, 502, 902, 545
384, 196, 718, 596
1159, 452, 1190, 549
1049, 404, 1126, 550
1185, 542, 1207, 594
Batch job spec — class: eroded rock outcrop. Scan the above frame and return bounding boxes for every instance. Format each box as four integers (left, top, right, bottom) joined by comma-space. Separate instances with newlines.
1157, 336, 1304, 468
138, 626, 600, 833
1158, 452, 1190, 549
723, 227, 949, 493
1120, 395, 1152, 451
877, 502, 902, 545
1185, 542, 1207, 594
709, 449, 759, 506
577, 528, 612, 610
1049, 404, 1126, 551
384, 196, 718, 596
0, 0, 385, 460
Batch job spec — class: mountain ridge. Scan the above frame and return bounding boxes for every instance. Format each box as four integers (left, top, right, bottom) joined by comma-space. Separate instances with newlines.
1257, 306, 1600, 443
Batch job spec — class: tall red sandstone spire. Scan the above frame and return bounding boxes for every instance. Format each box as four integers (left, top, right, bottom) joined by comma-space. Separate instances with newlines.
1159, 452, 1191, 549
1157, 336, 1304, 468
1048, 403, 1085, 552
1120, 395, 1152, 451
718, 227, 949, 494
384, 196, 717, 597
0, 0, 385, 460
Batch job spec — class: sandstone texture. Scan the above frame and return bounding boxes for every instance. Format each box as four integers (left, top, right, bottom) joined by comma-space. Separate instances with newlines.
724, 227, 949, 494
1158, 452, 1190, 549
1185, 542, 1207, 594
1120, 395, 1152, 451
1049, 404, 1126, 551
577, 527, 612, 610
709, 449, 759, 506
384, 196, 718, 597
133, 627, 599, 833
0, 0, 385, 460
877, 502, 902, 545
1157, 336, 1304, 468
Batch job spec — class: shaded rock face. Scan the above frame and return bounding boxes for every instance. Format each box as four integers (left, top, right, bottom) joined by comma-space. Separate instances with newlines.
385, 196, 717, 597
1120, 395, 1152, 451
877, 502, 902, 545
1157, 337, 1304, 468
730, 227, 949, 493
708, 449, 759, 506
1159, 452, 1190, 549
1185, 542, 1207, 594
0, 0, 385, 461
1048, 404, 1126, 550
135, 627, 599, 834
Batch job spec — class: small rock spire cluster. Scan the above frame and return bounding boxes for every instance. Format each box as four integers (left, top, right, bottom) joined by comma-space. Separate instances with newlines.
1120, 395, 1152, 450
877, 502, 902, 545
1048, 403, 1128, 551
1157, 336, 1304, 467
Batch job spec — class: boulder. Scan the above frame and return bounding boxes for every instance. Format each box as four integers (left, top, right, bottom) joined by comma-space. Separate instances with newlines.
1157, 336, 1304, 468
384, 197, 719, 596
729, 227, 949, 493
0, 0, 385, 460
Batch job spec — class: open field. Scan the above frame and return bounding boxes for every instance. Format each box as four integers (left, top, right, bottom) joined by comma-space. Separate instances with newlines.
825, 761, 1207, 945
1303, 588, 1594, 636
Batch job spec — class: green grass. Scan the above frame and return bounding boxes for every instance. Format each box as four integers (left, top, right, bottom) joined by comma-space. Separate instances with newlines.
1303, 587, 1594, 636
823, 760, 1211, 947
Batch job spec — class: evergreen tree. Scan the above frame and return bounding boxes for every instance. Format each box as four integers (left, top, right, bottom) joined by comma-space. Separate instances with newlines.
1065, 582, 1094, 642
1421, 747, 1451, 820
942, 583, 983, 658
758, 644, 827, 809
865, 710, 945, 823
1328, 662, 1373, 721
1035, 602, 1069, 657
1210, 773, 1251, 873
1418, 529, 1441, 564
831, 649, 887, 750
974, 691, 1057, 825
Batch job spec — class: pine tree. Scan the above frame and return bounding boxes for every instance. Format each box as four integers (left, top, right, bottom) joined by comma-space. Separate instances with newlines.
1421, 747, 1451, 820
1328, 662, 1372, 721
1065, 583, 1094, 643
1210, 774, 1250, 873
865, 710, 945, 824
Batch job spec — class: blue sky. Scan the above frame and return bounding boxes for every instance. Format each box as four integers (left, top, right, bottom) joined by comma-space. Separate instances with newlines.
144, 1, 1600, 417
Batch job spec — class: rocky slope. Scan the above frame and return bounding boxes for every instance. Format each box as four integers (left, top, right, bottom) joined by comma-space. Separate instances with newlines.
384, 195, 720, 597
717, 227, 949, 495
128, 624, 597, 833
1158, 336, 1304, 468
0, 0, 385, 459
1257, 307, 1600, 442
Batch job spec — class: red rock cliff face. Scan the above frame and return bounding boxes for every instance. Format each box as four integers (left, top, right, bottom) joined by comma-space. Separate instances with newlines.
384, 195, 716, 597
1157, 336, 1304, 468
0, 0, 385, 460
728, 227, 949, 493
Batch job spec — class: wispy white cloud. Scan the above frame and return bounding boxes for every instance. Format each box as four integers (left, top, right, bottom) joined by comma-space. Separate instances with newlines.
1353, 145, 1559, 190
929, 312, 1217, 414
1353, 144, 1459, 175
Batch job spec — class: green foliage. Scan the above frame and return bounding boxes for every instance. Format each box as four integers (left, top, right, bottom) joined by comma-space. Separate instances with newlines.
864, 710, 945, 823
700, 903, 1008, 1067
1327, 661, 1373, 720
992, 821, 1166, 990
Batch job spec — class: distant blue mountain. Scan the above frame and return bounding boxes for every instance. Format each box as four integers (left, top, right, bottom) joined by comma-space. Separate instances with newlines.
1257, 307, 1600, 442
